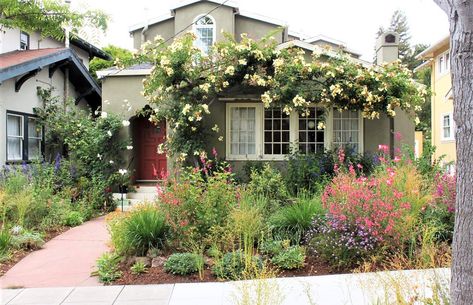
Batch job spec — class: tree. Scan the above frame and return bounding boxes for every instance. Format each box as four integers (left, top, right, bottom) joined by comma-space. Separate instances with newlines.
0, 0, 108, 40
433, 1, 473, 304
89, 45, 134, 83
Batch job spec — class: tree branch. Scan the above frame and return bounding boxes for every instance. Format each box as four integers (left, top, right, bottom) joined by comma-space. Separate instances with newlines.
433, 0, 452, 13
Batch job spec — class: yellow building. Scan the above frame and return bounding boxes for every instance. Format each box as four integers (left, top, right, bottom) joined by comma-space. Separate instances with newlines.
417, 36, 455, 172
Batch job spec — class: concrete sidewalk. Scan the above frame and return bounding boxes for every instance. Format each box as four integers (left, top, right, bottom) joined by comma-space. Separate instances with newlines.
0, 217, 109, 288
0, 268, 450, 305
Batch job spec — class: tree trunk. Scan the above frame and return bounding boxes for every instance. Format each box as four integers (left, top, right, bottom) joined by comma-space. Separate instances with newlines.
433, 1, 473, 304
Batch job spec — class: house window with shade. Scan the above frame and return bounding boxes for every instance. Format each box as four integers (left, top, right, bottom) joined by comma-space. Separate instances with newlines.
6, 112, 43, 162
332, 110, 361, 153
193, 15, 215, 55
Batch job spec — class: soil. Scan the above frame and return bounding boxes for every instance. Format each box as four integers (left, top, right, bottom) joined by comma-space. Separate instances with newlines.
113, 255, 336, 285
0, 227, 69, 276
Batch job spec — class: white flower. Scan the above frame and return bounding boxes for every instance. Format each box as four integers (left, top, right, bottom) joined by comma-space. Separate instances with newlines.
107, 130, 112, 137
157, 144, 164, 154
100, 111, 108, 119
261, 93, 272, 108
122, 120, 130, 127
109, 160, 114, 164
199, 83, 211, 93
238, 59, 247, 66
212, 124, 220, 132
317, 122, 326, 130
126, 145, 133, 150
218, 136, 224, 142
182, 104, 192, 115
202, 104, 210, 114
225, 66, 235, 76
97, 154, 102, 160
118, 169, 128, 175
415, 117, 420, 125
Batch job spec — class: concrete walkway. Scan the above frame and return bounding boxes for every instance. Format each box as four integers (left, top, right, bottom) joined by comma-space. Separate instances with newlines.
0, 268, 450, 305
0, 217, 109, 288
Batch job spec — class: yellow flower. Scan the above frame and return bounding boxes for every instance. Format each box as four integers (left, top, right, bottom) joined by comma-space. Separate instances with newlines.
238, 59, 247, 65
415, 117, 420, 125
218, 136, 224, 142
317, 122, 326, 130
261, 93, 272, 108
225, 66, 235, 76
202, 104, 210, 114
199, 83, 211, 93
182, 104, 192, 115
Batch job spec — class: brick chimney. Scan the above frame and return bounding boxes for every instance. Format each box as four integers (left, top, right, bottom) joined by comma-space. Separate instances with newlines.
375, 31, 400, 65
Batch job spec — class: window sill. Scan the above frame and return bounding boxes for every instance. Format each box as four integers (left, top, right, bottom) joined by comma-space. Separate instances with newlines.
226, 155, 287, 161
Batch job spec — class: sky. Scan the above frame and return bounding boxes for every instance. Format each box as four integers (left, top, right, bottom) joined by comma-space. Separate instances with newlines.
71, 0, 449, 61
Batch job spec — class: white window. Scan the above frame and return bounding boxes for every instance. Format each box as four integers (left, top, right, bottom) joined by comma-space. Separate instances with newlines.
20, 32, 29, 50
228, 105, 258, 157
438, 51, 450, 74
28, 117, 42, 160
441, 113, 454, 141
264, 108, 291, 155
7, 114, 24, 161
193, 15, 215, 55
332, 110, 361, 153
298, 107, 325, 154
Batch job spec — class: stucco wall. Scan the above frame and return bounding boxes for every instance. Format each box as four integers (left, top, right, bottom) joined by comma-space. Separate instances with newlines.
235, 15, 283, 43
101, 75, 148, 117
132, 18, 175, 50
0, 68, 80, 163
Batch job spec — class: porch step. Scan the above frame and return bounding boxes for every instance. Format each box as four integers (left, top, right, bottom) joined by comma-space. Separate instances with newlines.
126, 192, 157, 201
134, 186, 158, 193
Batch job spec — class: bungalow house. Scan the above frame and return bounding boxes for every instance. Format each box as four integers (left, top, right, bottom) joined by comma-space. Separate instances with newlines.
99, 0, 414, 182
0, 28, 111, 164
416, 36, 455, 173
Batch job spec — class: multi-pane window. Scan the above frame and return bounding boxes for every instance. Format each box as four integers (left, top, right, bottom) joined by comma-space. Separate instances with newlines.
442, 113, 454, 140
264, 108, 290, 155
298, 107, 325, 153
193, 15, 215, 55
230, 107, 256, 155
438, 51, 450, 74
7, 114, 23, 161
6, 112, 43, 162
333, 110, 360, 152
20, 32, 29, 50
28, 118, 42, 160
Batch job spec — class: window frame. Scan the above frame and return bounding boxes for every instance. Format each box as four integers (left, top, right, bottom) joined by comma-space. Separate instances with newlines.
27, 117, 43, 161
192, 14, 216, 55
20, 31, 30, 50
441, 112, 454, 142
437, 50, 450, 75
328, 109, 364, 154
6, 111, 44, 162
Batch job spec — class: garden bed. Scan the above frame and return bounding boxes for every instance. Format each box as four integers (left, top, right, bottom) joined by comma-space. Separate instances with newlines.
113, 256, 333, 285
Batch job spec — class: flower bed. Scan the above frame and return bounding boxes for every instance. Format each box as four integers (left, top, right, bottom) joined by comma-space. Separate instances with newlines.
102, 146, 453, 285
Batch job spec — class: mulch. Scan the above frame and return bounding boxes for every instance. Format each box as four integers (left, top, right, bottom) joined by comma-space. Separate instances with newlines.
113, 256, 336, 286
0, 227, 69, 276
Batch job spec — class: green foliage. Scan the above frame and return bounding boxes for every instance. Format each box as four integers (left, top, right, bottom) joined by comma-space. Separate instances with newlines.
270, 245, 306, 270
10, 230, 45, 250
0, 0, 108, 40
247, 164, 288, 209
95, 252, 122, 284
130, 261, 148, 275
212, 250, 263, 280
259, 239, 289, 257
0, 229, 12, 257
269, 194, 324, 243
109, 205, 168, 256
130, 31, 426, 157
63, 211, 84, 227
89, 45, 133, 82
164, 253, 201, 275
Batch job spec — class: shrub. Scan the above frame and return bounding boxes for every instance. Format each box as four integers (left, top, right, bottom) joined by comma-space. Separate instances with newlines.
306, 215, 379, 270
10, 230, 45, 250
271, 245, 305, 270
95, 252, 122, 284
121, 205, 168, 256
164, 253, 201, 275
63, 211, 84, 227
130, 261, 148, 274
212, 250, 263, 280
247, 164, 288, 206
259, 239, 289, 257
269, 194, 324, 243
0, 229, 11, 257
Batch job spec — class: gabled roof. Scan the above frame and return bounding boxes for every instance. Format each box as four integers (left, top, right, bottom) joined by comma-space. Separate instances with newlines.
416, 36, 449, 59
0, 48, 102, 109
170, 0, 239, 14
70, 36, 112, 60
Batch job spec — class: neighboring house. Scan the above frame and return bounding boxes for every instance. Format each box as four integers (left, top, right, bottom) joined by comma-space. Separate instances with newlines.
99, 0, 414, 182
416, 36, 455, 172
0, 28, 111, 164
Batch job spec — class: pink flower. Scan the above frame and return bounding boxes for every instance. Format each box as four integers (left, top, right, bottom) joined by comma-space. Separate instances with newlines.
393, 156, 401, 163
212, 147, 218, 157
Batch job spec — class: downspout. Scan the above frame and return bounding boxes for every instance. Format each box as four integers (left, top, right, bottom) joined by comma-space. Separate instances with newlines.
141, 7, 150, 45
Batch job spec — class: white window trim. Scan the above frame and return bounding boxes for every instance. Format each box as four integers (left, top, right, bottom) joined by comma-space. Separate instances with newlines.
441, 112, 455, 142
225, 104, 364, 161
192, 14, 216, 55
7, 113, 24, 161
20, 31, 29, 50
327, 109, 364, 154
28, 117, 43, 160
437, 50, 450, 76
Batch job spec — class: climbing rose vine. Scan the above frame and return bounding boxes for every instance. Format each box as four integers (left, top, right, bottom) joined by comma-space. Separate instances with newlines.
124, 32, 427, 160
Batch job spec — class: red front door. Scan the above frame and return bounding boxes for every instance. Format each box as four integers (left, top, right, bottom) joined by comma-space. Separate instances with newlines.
135, 118, 167, 181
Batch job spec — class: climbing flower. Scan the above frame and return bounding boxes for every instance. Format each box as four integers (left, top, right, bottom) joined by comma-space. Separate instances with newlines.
212, 124, 220, 132
317, 122, 326, 130
122, 120, 130, 127
182, 104, 192, 115
238, 59, 247, 65
100, 111, 108, 119
225, 66, 235, 76
126, 145, 133, 150
97, 154, 102, 160
109, 160, 114, 164
202, 104, 210, 114
118, 169, 128, 175
107, 130, 112, 137
218, 136, 224, 142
